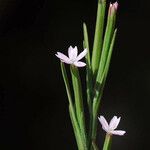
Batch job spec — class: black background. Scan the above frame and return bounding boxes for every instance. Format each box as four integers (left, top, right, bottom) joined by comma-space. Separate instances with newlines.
0, 0, 149, 149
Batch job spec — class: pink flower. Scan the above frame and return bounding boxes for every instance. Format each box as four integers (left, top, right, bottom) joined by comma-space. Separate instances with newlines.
56, 46, 87, 67
98, 116, 126, 136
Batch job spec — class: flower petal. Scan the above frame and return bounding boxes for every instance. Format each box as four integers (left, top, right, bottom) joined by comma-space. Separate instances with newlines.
110, 130, 126, 136
55, 52, 71, 64
109, 116, 121, 130
98, 116, 109, 132
76, 48, 87, 61
68, 46, 73, 57
74, 61, 86, 67
68, 46, 78, 60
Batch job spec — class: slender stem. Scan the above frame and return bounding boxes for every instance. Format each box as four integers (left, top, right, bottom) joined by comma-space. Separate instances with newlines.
70, 65, 88, 150
83, 23, 92, 112
92, 140, 99, 150
83, 23, 94, 149
69, 105, 85, 150
91, 84, 104, 142
91, 29, 117, 147
103, 134, 112, 150
70, 65, 84, 122
96, 7, 115, 83
60, 62, 84, 149
60, 62, 73, 106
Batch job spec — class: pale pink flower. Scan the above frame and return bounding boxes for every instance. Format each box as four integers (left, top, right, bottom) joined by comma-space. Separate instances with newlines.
56, 46, 87, 67
98, 116, 126, 136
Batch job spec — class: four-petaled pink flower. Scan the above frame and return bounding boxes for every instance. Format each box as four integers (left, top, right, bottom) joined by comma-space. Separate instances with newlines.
98, 116, 126, 136
55, 46, 87, 67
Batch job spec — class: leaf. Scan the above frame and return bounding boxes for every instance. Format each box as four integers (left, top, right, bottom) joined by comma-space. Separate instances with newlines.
83, 23, 93, 111
93, 29, 117, 115
91, 29, 117, 141
96, 4, 116, 84
83, 24, 93, 144
91, 0, 106, 79
70, 65, 84, 120
60, 62, 73, 106
69, 105, 85, 150
70, 65, 88, 149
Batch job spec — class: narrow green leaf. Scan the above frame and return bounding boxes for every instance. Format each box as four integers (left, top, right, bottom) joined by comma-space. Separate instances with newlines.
96, 5, 116, 84
60, 62, 73, 107
92, 0, 106, 79
83, 23, 93, 110
79, 111, 88, 150
99, 29, 117, 84
61, 62, 85, 149
91, 110, 99, 142
96, 29, 117, 110
83, 23, 93, 146
69, 105, 85, 150
92, 12, 118, 116
93, 29, 117, 114
70, 65, 84, 120
70, 65, 87, 149
91, 29, 117, 141
89, 1, 118, 145
83, 23, 90, 64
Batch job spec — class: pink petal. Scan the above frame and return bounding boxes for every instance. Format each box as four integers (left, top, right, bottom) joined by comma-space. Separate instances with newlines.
74, 61, 86, 67
98, 116, 109, 132
109, 116, 121, 130
68, 46, 73, 57
76, 48, 87, 61
113, 2, 118, 10
68, 46, 78, 60
110, 130, 126, 136
55, 52, 71, 64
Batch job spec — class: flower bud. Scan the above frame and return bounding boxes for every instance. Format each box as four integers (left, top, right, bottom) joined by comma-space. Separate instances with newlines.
109, 1, 118, 16
113, 2, 118, 11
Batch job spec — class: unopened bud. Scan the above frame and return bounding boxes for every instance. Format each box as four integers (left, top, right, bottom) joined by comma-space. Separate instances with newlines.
113, 2, 118, 10
109, 1, 118, 16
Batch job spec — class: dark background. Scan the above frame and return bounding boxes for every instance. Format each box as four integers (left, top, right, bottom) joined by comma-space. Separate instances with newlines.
0, 0, 149, 149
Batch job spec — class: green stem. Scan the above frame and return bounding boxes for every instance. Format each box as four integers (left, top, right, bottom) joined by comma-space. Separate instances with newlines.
83, 23, 93, 112
70, 65, 88, 150
97, 5, 116, 81
83, 23, 94, 149
91, 29, 117, 146
91, 83, 105, 142
69, 105, 85, 150
103, 134, 112, 150
92, 140, 99, 150
70, 65, 84, 122
60, 62, 84, 149
60, 62, 73, 107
